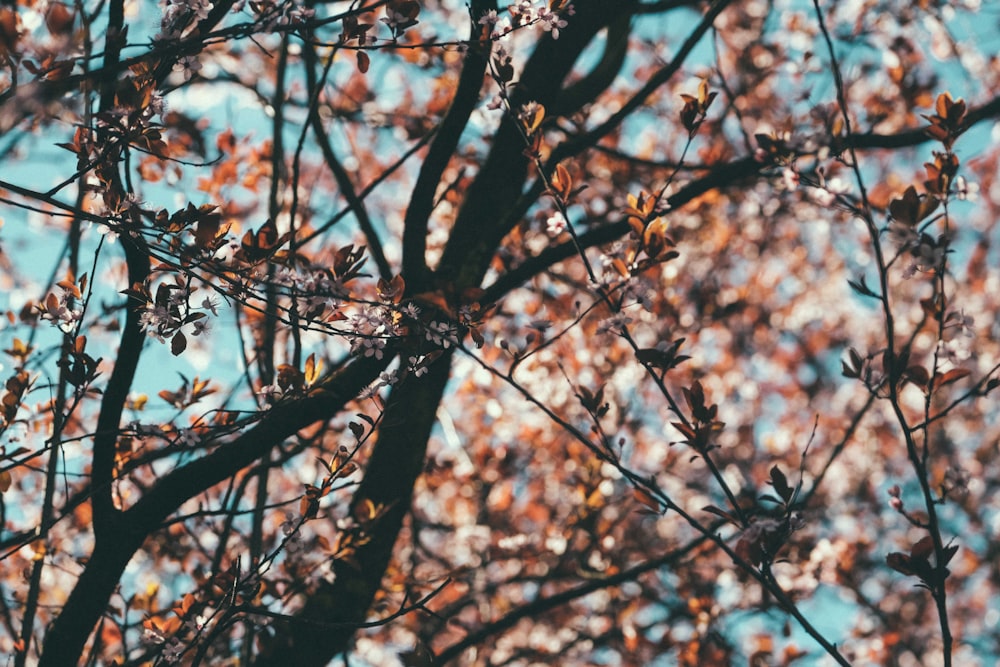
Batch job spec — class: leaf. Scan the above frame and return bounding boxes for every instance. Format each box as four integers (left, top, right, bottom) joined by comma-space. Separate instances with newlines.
888, 186, 938, 226
551, 163, 572, 200
886, 551, 913, 576
634, 487, 661, 513
521, 103, 545, 135
304, 353, 321, 385
636, 340, 690, 372
904, 364, 930, 389
240, 219, 287, 263
940, 543, 959, 567
349, 421, 365, 440
0, 470, 12, 493
356, 51, 370, 73
702, 504, 739, 525
376, 275, 405, 303
769, 465, 793, 503
935, 368, 970, 387
911, 535, 935, 560
672, 421, 696, 441
847, 276, 878, 298
683, 381, 704, 414
3, 337, 33, 360
194, 210, 223, 247
842, 347, 864, 379
170, 331, 187, 356
300, 493, 320, 520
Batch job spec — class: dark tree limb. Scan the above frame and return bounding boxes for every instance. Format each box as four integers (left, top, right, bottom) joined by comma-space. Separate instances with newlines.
438, 0, 636, 289
253, 348, 457, 665
38, 355, 390, 665
401, 0, 496, 292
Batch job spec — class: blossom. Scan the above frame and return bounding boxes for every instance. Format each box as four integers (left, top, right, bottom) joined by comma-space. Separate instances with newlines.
201, 295, 219, 316
39, 295, 82, 333
281, 511, 298, 536
258, 381, 285, 403
951, 309, 975, 337
162, 637, 185, 663
478, 9, 499, 27
139, 304, 172, 339
537, 7, 568, 39
508, 0, 536, 26
352, 335, 387, 359
95, 223, 120, 243
188, 0, 213, 21
888, 221, 918, 251
486, 93, 506, 111
175, 428, 200, 447
425, 321, 457, 348
381, 11, 409, 31
596, 312, 633, 337
359, 369, 398, 399
488, 15, 513, 39
142, 627, 166, 645
546, 212, 567, 236
173, 55, 202, 80
408, 355, 429, 377
783, 167, 799, 191
954, 175, 979, 201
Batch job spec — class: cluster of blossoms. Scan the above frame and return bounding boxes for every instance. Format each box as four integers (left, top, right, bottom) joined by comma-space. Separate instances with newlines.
347, 305, 400, 360
142, 611, 213, 664
158, 0, 314, 74
360, 368, 400, 399
479, 1, 573, 40
139, 290, 217, 341
279, 511, 308, 558
595, 312, 633, 338
357, 345, 441, 399
159, 0, 213, 41
273, 267, 348, 318
424, 320, 459, 348
938, 309, 976, 364
893, 229, 947, 279
242, 0, 314, 31
357, 340, 446, 400
142, 628, 185, 664
38, 286, 82, 334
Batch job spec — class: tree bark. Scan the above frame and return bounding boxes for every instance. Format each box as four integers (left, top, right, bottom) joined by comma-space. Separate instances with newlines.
254, 350, 456, 665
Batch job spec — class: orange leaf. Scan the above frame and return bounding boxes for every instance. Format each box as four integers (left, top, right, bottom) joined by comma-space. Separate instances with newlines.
936, 368, 970, 387
634, 487, 660, 512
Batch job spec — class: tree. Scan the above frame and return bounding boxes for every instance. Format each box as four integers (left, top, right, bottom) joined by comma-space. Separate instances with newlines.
1, 0, 999, 664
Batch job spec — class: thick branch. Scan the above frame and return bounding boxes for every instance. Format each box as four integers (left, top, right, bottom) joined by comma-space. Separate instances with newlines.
38, 355, 388, 665
253, 349, 456, 665
438, 0, 635, 289
401, 0, 496, 291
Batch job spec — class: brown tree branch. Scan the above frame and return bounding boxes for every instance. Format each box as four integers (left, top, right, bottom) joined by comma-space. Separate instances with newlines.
401, 0, 496, 292
438, 0, 636, 289
253, 349, 457, 665
37, 355, 390, 665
